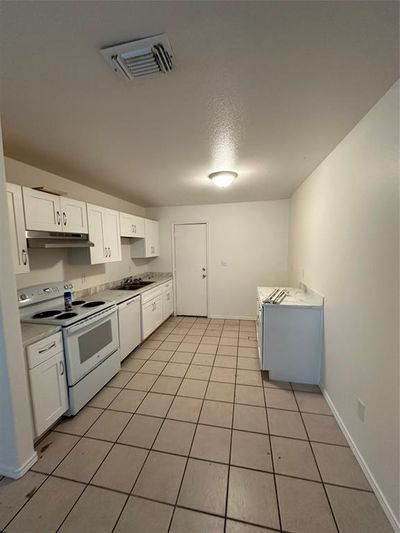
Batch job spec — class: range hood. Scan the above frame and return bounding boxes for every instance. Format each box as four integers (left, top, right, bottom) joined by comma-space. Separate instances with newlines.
26, 231, 94, 249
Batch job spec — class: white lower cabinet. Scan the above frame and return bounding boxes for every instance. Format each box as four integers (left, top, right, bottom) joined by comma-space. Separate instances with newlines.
162, 281, 174, 320
141, 286, 163, 340
26, 332, 68, 437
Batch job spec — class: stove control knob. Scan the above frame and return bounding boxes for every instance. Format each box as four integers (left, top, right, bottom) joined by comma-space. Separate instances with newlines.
68, 283, 73, 289
64, 284, 68, 290
20, 293, 27, 301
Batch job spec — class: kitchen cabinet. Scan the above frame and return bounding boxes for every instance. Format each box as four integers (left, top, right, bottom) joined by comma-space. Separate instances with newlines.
26, 332, 68, 437
141, 286, 163, 339
104, 209, 122, 262
118, 296, 141, 361
6, 183, 30, 274
23, 186, 88, 234
120, 212, 145, 238
162, 280, 174, 320
131, 218, 159, 258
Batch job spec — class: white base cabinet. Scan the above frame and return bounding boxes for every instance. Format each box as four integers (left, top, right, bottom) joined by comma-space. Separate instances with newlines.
162, 280, 174, 320
26, 332, 68, 437
7, 183, 30, 274
141, 280, 174, 340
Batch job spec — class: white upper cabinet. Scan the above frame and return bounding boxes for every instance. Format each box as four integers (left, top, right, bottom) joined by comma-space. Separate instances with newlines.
104, 209, 122, 262
22, 187, 88, 234
131, 218, 159, 258
119, 212, 145, 238
60, 196, 88, 233
82, 204, 121, 264
7, 183, 30, 274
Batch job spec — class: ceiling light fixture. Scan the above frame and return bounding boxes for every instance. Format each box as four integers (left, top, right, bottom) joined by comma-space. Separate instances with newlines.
208, 171, 238, 188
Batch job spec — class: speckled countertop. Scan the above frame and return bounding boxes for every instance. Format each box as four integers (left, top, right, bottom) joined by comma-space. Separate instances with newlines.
20, 323, 62, 347
94, 273, 173, 305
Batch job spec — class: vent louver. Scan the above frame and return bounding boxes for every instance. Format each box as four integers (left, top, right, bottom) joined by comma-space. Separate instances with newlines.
100, 34, 174, 80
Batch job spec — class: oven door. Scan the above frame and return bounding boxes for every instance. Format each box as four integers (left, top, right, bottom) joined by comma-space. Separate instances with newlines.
63, 306, 119, 386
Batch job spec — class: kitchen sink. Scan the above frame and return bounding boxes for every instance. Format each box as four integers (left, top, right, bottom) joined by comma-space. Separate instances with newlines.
115, 279, 155, 290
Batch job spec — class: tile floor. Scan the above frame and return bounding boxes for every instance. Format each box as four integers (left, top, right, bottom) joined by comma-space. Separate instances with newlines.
0, 317, 394, 533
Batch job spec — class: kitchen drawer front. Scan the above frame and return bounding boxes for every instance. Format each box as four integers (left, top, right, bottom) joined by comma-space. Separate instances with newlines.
141, 286, 163, 304
162, 280, 172, 293
142, 295, 163, 339
27, 332, 63, 369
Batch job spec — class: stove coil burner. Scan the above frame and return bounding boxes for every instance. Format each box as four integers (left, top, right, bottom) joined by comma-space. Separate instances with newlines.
33, 310, 62, 319
72, 300, 85, 306
82, 301, 105, 308
55, 312, 78, 319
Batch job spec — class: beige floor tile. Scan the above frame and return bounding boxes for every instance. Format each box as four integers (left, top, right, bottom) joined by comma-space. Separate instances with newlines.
233, 404, 268, 433
303, 412, 348, 445
58, 485, 126, 533
267, 408, 308, 440
161, 362, 188, 378
262, 377, 292, 390
153, 419, 196, 455
125, 372, 158, 391
226, 520, 276, 532
132, 348, 154, 360
118, 414, 162, 448
114, 496, 173, 533
33, 432, 80, 474
271, 436, 320, 481
91, 444, 147, 493
235, 384, 265, 406
238, 346, 258, 357
108, 371, 135, 388
219, 337, 238, 347
312, 442, 370, 489
121, 357, 145, 372
170, 351, 194, 364
89, 387, 120, 408
214, 355, 237, 368
295, 391, 331, 414
146, 331, 169, 341
326, 484, 393, 533
151, 375, 182, 395
227, 467, 279, 529
167, 396, 203, 423
211, 367, 236, 384
276, 475, 336, 533
184, 335, 203, 343
166, 334, 186, 342
5, 476, 84, 533
177, 378, 208, 399
206, 382, 235, 402
199, 400, 233, 428
192, 353, 215, 366
54, 437, 112, 482
201, 335, 220, 343
221, 330, 239, 338
196, 343, 217, 354
231, 430, 272, 471
190, 424, 231, 463
170, 508, 224, 533
159, 340, 180, 351
238, 339, 257, 347
237, 357, 259, 370
217, 345, 238, 356
178, 458, 228, 516
143, 339, 163, 350
264, 388, 298, 411
133, 451, 186, 504
85, 410, 131, 442
140, 360, 167, 375
55, 406, 103, 436
108, 389, 146, 413
236, 369, 262, 386
0, 472, 47, 531
150, 349, 175, 362
177, 342, 198, 353
186, 364, 212, 380
136, 393, 174, 418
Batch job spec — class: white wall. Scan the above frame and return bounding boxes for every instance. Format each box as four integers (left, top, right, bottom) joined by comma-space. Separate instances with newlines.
289, 82, 399, 527
147, 201, 289, 319
5, 157, 156, 291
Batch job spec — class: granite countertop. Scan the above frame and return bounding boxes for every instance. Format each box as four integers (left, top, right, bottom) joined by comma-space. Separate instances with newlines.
95, 274, 173, 305
20, 323, 62, 347
257, 286, 323, 308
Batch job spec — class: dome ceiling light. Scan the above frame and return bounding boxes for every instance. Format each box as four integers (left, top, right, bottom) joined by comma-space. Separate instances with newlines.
208, 171, 238, 188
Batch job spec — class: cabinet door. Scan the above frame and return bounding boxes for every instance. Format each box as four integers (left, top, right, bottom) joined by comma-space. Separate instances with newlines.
142, 296, 163, 340
131, 215, 145, 238
60, 197, 88, 233
163, 288, 174, 320
145, 219, 159, 257
87, 204, 107, 264
6, 183, 30, 273
29, 352, 68, 437
120, 213, 145, 238
23, 187, 62, 232
104, 209, 121, 262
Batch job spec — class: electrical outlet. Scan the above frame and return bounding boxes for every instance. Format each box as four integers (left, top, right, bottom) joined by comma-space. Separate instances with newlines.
357, 398, 366, 422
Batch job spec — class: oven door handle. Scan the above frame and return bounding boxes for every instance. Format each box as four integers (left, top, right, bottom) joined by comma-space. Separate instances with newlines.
65, 306, 116, 335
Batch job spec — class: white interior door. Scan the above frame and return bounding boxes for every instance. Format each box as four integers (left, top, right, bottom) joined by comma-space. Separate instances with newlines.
174, 223, 207, 316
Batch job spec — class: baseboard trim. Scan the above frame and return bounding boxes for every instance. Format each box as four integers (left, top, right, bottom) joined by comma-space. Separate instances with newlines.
322, 389, 399, 533
0, 451, 38, 479
209, 314, 257, 321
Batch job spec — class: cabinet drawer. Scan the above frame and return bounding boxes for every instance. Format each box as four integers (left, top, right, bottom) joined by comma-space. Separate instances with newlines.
27, 332, 63, 369
162, 281, 172, 293
141, 286, 163, 304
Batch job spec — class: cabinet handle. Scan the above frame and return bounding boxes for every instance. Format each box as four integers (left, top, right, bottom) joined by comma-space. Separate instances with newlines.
63, 211, 67, 226
38, 341, 56, 354
133, 224, 136, 233
56, 211, 61, 225
59, 360, 65, 375
167, 294, 170, 301
108, 247, 111, 257
104, 247, 108, 257
21, 249, 27, 265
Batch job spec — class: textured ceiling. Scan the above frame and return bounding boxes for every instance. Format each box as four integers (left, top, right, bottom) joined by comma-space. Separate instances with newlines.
0, 1, 398, 207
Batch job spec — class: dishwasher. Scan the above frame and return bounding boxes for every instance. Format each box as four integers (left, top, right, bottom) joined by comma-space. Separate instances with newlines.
118, 296, 141, 361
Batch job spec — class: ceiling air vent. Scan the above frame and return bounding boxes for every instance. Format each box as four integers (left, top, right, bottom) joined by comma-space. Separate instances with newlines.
100, 34, 174, 81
